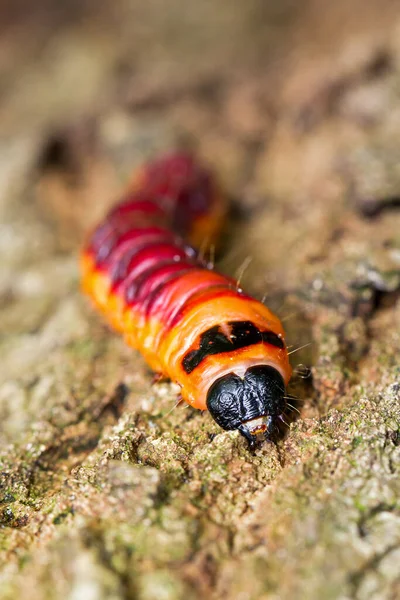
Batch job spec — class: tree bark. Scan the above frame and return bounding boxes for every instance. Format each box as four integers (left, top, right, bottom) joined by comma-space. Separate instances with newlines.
1, 2, 400, 599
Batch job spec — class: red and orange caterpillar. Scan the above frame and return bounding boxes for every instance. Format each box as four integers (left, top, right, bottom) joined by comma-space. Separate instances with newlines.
81, 153, 292, 448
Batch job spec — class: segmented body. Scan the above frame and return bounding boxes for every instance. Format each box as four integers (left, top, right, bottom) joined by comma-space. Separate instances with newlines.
81, 153, 292, 431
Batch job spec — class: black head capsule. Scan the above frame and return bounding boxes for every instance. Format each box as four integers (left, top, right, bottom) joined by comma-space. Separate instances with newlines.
206, 365, 286, 449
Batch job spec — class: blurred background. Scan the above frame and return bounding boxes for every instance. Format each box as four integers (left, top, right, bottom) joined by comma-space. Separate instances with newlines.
2, 0, 400, 273
2, 0, 399, 132
1, 0, 400, 213
2, 0, 400, 248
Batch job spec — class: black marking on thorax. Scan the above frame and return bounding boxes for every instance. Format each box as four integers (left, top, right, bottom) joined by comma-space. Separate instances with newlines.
182, 320, 284, 374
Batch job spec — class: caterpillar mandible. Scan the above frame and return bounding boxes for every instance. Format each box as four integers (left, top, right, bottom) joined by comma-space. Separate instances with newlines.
81, 153, 292, 449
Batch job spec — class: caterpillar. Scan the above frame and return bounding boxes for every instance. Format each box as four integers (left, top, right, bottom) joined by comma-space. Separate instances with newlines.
81, 152, 292, 448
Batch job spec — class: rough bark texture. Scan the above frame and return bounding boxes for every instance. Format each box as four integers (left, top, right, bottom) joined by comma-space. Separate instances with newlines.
1, 2, 400, 599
